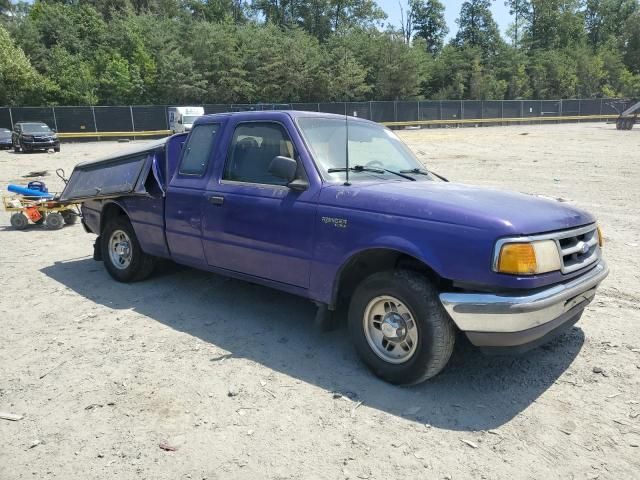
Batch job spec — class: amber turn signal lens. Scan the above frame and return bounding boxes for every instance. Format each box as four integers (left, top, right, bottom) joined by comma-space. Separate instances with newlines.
497, 243, 537, 275
597, 226, 604, 247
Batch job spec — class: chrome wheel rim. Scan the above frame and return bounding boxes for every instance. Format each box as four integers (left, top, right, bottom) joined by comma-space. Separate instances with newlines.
363, 295, 418, 364
109, 229, 132, 270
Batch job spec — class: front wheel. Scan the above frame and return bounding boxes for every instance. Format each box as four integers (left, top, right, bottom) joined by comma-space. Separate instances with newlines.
348, 270, 455, 385
101, 216, 155, 282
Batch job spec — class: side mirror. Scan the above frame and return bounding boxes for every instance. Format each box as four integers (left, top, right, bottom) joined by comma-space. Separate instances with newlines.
269, 156, 297, 182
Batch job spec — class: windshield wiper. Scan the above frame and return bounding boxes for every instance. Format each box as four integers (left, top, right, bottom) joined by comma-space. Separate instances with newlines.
381, 169, 416, 181
328, 165, 385, 174
400, 168, 449, 182
329, 165, 415, 181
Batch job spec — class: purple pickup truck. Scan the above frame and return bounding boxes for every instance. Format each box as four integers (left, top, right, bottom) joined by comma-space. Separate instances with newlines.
60, 111, 608, 385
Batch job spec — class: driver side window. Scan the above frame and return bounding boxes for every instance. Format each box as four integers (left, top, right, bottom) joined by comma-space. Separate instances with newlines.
223, 122, 297, 186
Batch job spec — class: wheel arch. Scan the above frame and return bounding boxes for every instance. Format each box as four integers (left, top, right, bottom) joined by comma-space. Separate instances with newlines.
330, 245, 448, 309
100, 200, 130, 234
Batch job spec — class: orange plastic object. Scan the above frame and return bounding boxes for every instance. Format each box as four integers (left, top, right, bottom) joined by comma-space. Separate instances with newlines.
25, 207, 42, 222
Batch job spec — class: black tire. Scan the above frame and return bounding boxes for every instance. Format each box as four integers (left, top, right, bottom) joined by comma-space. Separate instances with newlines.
348, 270, 455, 385
616, 118, 623, 130
61, 210, 77, 225
54, 146, 60, 152
10, 212, 29, 230
45, 212, 64, 230
101, 216, 155, 282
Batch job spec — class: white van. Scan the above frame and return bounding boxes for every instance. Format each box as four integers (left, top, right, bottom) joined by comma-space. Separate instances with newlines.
167, 106, 205, 133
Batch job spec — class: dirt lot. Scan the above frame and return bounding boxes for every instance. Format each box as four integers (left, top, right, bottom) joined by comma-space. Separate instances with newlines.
1, 123, 639, 480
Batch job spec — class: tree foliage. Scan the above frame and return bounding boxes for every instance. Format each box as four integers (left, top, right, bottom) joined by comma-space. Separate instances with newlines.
0, 0, 638, 106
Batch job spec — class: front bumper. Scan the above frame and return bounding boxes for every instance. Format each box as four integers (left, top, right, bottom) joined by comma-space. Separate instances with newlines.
23, 140, 59, 149
439, 260, 609, 351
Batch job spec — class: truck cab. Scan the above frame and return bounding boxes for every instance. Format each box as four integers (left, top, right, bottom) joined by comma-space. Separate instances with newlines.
62, 111, 608, 385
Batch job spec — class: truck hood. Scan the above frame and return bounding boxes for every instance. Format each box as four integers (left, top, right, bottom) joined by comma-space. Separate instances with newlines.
321, 180, 595, 236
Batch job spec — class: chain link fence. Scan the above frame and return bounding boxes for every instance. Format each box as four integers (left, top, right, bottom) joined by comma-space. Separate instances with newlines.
0, 99, 632, 133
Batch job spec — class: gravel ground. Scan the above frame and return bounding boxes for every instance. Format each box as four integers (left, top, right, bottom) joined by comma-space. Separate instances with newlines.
1, 123, 639, 480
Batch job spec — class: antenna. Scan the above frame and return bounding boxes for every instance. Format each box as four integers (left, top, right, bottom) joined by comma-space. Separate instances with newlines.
344, 109, 350, 186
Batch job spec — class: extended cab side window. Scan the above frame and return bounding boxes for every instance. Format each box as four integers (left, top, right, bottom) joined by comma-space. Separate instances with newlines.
178, 123, 219, 176
223, 122, 297, 186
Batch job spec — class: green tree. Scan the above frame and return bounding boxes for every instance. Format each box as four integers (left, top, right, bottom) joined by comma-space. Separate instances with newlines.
1, 0, 11, 16
584, 0, 638, 48
524, 0, 584, 50
454, 0, 503, 57
94, 50, 144, 104
186, 0, 245, 23
622, 11, 640, 74
47, 46, 99, 104
408, 0, 448, 54
326, 49, 372, 100
187, 22, 254, 103
251, 0, 386, 40
0, 24, 53, 105
504, 0, 530, 47
528, 49, 578, 97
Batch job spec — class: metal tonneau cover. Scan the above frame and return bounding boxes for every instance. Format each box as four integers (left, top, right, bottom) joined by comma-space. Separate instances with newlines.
621, 99, 640, 117
59, 139, 167, 202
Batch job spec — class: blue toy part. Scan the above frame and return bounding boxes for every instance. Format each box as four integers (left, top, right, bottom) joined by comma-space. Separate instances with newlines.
27, 181, 48, 193
7, 184, 54, 199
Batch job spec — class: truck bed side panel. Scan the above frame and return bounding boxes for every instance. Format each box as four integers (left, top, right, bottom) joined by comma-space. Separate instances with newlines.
79, 134, 188, 259
122, 183, 169, 259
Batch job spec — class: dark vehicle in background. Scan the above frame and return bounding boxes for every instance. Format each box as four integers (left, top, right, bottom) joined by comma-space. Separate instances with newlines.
0, 128, 12, 149
12, 122, 60, 153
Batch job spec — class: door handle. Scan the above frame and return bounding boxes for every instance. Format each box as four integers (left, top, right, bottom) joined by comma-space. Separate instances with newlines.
208, 195, 224, 206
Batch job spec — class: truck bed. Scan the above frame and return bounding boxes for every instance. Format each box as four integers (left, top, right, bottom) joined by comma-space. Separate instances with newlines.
63, 134, 187, 259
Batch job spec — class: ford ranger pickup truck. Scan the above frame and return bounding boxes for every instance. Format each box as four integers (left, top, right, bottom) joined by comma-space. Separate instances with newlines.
59, 111, 609, 385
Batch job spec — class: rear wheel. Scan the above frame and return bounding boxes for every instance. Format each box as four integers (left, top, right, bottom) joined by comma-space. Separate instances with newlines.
10, 212, 29, 229
348, 270, 455, 385
101, 216, 155, 282
45, 212, 64, 230
61, 210, 77, 225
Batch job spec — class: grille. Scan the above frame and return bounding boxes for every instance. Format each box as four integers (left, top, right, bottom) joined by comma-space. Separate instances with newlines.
556, 225, 599, 274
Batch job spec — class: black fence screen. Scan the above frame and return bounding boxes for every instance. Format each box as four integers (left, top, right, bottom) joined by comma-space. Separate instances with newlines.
0, 98, 633, 132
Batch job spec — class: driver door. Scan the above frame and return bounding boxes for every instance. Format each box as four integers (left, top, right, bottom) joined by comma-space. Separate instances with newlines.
201, 118, 318, 288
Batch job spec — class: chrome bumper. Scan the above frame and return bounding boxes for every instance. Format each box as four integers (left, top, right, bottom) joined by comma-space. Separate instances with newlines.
439, 261, 609, 335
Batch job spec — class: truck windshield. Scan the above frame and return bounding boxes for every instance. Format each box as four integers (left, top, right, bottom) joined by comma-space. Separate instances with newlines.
182, 116, 199, 125
297, 117, 426, 182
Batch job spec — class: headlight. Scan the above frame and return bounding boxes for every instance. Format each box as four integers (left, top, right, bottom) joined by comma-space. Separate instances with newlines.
495, 239, 561, 275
